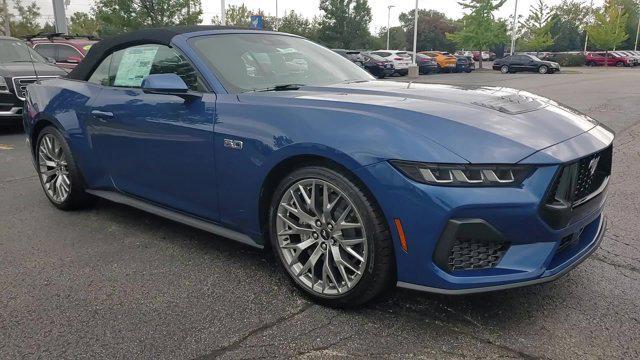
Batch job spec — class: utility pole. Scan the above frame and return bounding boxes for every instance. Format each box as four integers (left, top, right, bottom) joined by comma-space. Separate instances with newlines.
2, 0, 10, 37
275, 0, 278, 18
613, 4, 623, 51
386, 5, 394, 50
509, 0, 519, 55
412, 0, 418, 64
52, 0, 68, 34
220, 0, 226, 25
632, 9, 640, 51
584, 0, 594, 53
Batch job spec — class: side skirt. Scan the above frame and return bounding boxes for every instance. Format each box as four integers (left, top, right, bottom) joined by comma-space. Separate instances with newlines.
86, 190, 263, 249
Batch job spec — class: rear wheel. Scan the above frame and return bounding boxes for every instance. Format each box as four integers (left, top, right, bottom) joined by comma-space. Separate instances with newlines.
36, 126, 94, 210
269, 166, 395, 307
500, 65, 510, 74
616, 61, 624, 67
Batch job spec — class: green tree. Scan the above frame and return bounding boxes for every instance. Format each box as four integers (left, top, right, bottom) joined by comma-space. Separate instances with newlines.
278, 10, 318, 38
617, 0, 640, 49
68, 12, 100, 36
317, 0, 373, 49
399, 9, 458, 52
587, 0, 629, 63
377, 26, 406, 50
211, 4, 252, 27
446, 0, 509, 68
548, 0, 591, 51
95, 0, 202, 35
9, 0, 42, 37
518, 0, 555, 53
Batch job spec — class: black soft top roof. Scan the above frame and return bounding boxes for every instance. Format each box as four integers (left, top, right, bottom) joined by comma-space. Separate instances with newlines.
67, 26, 243, 81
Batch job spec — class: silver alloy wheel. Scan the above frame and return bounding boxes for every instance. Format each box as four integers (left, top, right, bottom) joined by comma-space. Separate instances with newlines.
276, 179, 368, 296
38, 134, 71, 203
501, 65, 509, 73
539, 65, 548, 74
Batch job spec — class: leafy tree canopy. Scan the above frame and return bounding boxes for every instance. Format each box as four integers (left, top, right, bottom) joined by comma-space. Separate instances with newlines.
9, 0, 42, 38
446, 0, 509, 67
587, 0, 629, 51
399, 9, 458, 52
69, 12, 101, 36
317, 0, 373, 49
95, 0, 202, 35
518, 0, 555, 52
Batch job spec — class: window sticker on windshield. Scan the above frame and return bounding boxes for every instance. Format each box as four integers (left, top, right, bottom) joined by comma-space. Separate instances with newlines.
114, 46, 158, 87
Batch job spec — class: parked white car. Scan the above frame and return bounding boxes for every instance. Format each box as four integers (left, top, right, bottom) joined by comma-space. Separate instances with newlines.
370, 50, 413, 75
615, 51, 640, 66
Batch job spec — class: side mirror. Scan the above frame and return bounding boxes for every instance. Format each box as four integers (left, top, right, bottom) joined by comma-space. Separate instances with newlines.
66, 56, 82, 64
141, 73, 200, 99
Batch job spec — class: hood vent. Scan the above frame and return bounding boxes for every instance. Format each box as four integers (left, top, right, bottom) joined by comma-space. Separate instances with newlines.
472, 94, 549, 115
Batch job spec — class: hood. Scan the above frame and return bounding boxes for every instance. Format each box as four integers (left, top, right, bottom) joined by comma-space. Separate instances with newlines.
0, 62, 67, 77
241, 81, 597, 164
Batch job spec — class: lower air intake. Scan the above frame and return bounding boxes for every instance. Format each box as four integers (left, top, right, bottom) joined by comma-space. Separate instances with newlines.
434, 219, 510, 272
448, 239, 508, 271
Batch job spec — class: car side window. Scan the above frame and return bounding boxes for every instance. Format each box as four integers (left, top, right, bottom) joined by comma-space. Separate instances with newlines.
88, 54, 113, 86
57, 45, 82, 62
104, 44, 205, 91
34, 44, 58, 60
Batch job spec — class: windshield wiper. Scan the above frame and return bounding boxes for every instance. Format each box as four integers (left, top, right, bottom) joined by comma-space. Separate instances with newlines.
249, 84, 306, 93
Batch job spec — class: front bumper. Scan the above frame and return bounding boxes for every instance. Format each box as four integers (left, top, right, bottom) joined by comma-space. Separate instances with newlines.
354, 132, 612, 294
1, 93, 23, 121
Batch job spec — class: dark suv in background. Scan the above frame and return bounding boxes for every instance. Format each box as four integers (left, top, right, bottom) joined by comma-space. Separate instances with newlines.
0, 36, 66, 124
27, 33, 98, 72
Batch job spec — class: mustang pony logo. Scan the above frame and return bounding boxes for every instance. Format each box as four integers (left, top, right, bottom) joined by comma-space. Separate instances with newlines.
588, 156, 600, 176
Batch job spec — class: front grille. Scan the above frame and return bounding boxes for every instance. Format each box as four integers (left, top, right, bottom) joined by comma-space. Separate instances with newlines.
11, 76, 59, 101
540, 146, 612, 229
447, 239, 508, 271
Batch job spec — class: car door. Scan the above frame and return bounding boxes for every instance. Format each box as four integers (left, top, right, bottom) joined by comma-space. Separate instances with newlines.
87, 44, 219, 220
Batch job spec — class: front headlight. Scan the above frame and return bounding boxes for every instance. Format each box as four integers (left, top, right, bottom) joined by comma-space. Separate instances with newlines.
0, 77, 9, 94
390, 160, 533, 186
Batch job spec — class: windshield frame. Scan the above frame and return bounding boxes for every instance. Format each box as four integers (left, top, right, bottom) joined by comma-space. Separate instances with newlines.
186, 32, 374, 94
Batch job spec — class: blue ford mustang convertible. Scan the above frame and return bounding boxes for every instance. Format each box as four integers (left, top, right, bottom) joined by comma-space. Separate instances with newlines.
23, 27, 614, 306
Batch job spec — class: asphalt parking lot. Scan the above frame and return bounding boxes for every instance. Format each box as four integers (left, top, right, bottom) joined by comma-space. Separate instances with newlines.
1, 67, 639, 359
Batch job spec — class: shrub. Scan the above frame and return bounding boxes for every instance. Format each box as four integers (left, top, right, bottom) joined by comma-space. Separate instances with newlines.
546, 53, 586, 67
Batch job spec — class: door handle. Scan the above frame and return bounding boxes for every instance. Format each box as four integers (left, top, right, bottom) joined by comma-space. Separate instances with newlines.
91, 110, 114, 118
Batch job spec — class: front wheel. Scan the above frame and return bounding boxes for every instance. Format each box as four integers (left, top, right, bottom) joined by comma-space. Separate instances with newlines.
269, 166, 395, 307
36, 126, 95, 210
538, 65, 548, 74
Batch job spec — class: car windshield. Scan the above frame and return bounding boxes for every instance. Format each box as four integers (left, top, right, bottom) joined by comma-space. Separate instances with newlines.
0, 39, 47, 63
190, 34, 373, 93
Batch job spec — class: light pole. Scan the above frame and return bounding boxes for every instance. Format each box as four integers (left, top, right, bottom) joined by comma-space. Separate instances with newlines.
386, 5, 395, 50
275, 0, 278, 18
220, 0, 226, 25
2, 0, 10, 36
584, 0, 594, 52
412, 0, 418, 64
633, 10, 640, 51
509, 0, 519, 55
613, 4, 623, 51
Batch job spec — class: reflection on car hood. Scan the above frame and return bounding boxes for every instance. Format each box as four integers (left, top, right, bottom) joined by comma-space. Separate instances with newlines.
241, 80, 597, 163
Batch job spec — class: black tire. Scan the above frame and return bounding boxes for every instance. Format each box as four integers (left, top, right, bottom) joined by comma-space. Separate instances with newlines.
538, 65, 548, 74
35, 126, 95, 210
587, 61, 596, 67
616, 61, 624, 67
500, 65, 510, 74
269, 166, 395, 307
